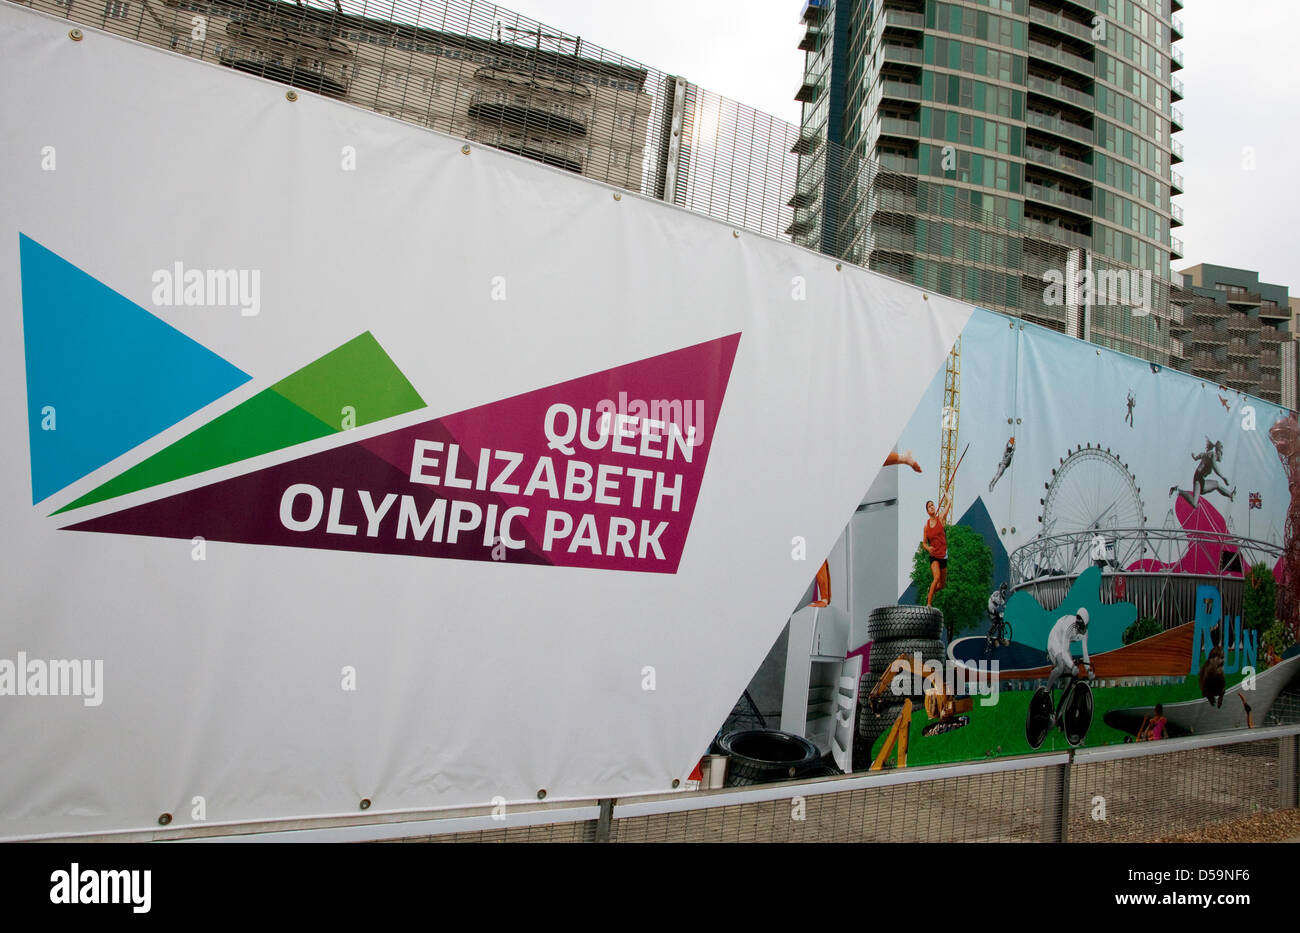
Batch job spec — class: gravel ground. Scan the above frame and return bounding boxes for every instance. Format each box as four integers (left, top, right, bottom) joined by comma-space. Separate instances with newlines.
1155, 808, 1300, 842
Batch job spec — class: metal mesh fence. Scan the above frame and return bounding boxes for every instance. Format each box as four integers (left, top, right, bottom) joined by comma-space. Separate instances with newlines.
1069, 740, 1282, 842
610, 768, 1046, 843
1268, 684, 1300, 727
413, 819, 596, 843
380, 729, 1297, 843
15, 0, 1187, 366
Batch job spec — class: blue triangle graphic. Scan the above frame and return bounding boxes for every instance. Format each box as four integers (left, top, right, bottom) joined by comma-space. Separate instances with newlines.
20, 234, 251, 503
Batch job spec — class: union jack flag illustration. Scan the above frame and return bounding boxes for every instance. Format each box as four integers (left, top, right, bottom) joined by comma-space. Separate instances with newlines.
1249, 492, 1262, 510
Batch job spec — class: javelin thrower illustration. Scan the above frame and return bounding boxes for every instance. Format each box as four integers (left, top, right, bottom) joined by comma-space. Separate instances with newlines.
1169, 438, 1236, 507
922, 443, 968, 607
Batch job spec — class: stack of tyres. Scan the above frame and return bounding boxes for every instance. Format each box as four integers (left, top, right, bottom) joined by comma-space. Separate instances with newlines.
853, 606, 945, 770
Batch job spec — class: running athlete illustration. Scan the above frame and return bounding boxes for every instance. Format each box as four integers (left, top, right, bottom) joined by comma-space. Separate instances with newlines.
1169, 438, 1236, 507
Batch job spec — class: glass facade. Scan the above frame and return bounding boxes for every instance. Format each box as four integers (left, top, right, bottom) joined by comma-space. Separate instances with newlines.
793, 0, 1185, 364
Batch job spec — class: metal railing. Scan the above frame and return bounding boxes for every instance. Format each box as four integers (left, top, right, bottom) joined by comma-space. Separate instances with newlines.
879, 116, 921, 137
1026, 109, 1095, 144
1027, 39, 1095, 77
1027, 4, 1094, 43
1021, 216, 1092, 251
879, 77, 923, 100
882, 43, 923, 65
882, 8, 924, 30
1026, 73, 1094, 110
878, 152, 920, 173
1024, 145, 1093, 178
1010, 526, 1284, 598
1024, 181, 1093, 214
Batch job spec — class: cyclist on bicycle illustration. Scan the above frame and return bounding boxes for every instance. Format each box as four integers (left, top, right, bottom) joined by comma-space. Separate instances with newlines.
1026, 607, 1096, 749
985, 582, 1011, 652
1046, 607, 1093, 693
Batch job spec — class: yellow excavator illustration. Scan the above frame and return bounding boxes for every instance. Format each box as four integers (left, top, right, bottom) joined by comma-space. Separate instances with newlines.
865, 652, 974, 770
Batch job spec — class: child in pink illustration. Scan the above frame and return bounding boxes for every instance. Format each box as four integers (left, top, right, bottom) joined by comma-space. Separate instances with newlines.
1137, 704, 1167, 741
1169, 439, 1235, 507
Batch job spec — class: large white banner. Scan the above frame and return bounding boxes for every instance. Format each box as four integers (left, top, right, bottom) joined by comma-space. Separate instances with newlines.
0, 3, 969, 838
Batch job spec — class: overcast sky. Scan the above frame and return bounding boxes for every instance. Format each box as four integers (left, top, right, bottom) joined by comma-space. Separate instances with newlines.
512, 0, 1297, 292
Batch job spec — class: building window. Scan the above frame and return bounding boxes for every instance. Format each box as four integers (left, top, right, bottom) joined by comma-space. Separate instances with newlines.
104, 0, 129, 18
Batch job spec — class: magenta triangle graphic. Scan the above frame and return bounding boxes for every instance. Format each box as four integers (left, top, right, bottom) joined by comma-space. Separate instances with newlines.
63, 334, 741, 574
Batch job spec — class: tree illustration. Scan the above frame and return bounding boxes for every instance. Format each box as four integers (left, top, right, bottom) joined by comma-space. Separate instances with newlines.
1243, 562, 1277, 634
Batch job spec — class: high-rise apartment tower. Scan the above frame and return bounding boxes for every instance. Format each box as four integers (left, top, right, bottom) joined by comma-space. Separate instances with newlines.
793, 0, 1185, 363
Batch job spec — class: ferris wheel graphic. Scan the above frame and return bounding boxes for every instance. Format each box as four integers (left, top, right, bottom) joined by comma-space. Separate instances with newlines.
1039, 443, 1146, 540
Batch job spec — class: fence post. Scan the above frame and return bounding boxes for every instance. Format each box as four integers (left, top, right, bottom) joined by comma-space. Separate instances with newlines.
594, 798, 614, 842
1041, 757, 1072, 842
652, 76, 689, 204
1281, 734, 1300, 811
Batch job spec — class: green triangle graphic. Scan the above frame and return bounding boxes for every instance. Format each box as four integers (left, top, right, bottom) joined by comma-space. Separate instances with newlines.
54, 332, 424, 514
272, 331, 422, 427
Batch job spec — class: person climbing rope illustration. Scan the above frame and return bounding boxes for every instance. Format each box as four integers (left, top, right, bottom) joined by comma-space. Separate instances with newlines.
988, 437, 1015, 492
